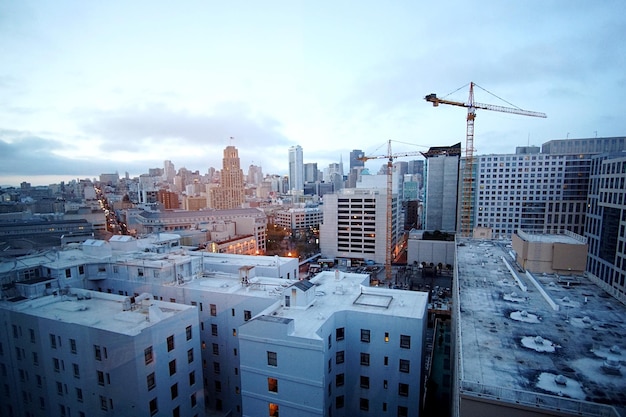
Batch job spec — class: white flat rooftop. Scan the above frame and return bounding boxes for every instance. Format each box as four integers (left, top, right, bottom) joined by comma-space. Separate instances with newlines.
456, 239, 626, 416
265, 270, 429, 340
2, 289, 193, 336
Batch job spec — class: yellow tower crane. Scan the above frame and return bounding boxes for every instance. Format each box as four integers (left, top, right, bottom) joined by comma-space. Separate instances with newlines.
425, 82, 546, 236
359, 140, 424, 282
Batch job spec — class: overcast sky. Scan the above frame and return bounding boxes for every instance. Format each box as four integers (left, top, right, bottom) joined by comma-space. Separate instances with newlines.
1, 1, 625, 186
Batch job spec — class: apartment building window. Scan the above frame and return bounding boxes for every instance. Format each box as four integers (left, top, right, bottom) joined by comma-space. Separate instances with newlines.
360, 352, 370, 366
360, 329, 370, 343
212, 343, 219, 355
65, 269, 71, 278
167, 335, 175, 352
97, 370, 105, 386
214, 380, 222, 392
94, 345, 102, 361
244, 310, 251, 321
328, 334, 332, 349
76, 387, 83, 402
186, 325, 192, 341
29, 328, 35, 343
268, 377, 278, 393
398, 405, 409, 417
147, 372, 155, 390
189, 370, 195, 386
211, 324, 218, 336
149, 398, 158, 416
398, 383, 409, 397
145, 346, 154, 365
336, 373, 345, 387
173, 406, 180, 417
53, 358, 60, 372
269, 403, 279, 417
385, 332, 389, 342
70, 339, 77, 354
170, 383, 178, 400
267, 351, 277, 367
73, 363, 80, 378
336, 395, 344, 409
360, 375, 370, 389
50, 334, 57, 349
232, 328, 237, 336
400, 334, 411, 349
33, 351, 39, 365
187, 348, 194, 363
56, 381, 63, 395
360, 398, 369, 411
336, 327, 345, 341
213, 362, 220, 374
100, 395, 108, 411
399, 359, 410, 373
210, 304, 217, 316
336, 350, 345, 364
190, 392, 197, 407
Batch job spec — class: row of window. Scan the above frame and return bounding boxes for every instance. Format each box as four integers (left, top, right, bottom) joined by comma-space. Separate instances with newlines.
332, 327, 411, 348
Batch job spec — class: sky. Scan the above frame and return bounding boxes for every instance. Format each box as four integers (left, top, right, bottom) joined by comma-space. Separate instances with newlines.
1, 1, 625, 187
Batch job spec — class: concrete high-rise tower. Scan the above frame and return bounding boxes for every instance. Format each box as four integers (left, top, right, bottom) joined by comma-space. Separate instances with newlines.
288, 145, 304, 193
210, 146, 245, 209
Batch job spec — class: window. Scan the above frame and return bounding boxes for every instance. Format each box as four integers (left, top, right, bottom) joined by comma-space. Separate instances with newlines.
384, 356, 389, 366
186, 325, 192, 340
97, 370, 105, 386
79, 265, 84, 275
399, 359, 410, 373
189, 371, 195, 386
336, 327, 345, 341
360, 352, 370, 366
232, 328, 237, 336
65, 269, 71, 278
50, 334, 57, 349
336, 350, 345, 364
213, 361, 221, 374
56, 381, 63, 395
360, 397, 369, 411
211, 324, 218, 336
398, 405, 408, 417
360, 375, 370, 389
169, 359, 177, 376
167, 335, 175, 352
269, 403, 279, 417
336, 373, 345, 387
29, 328, 35, 343
360, 329, 370, 343
100, 395, 108, 411
94, 345, 102, 361
244, 310, 251, 321
33, 351, 39, 365
210, 304, 217, 316
212, 343, 219, 355
76, 387, 83, 402
336, 395, 344, 409
268, 377, 278, 393
173, 406, 180, 417
267, 351, 277, 367
149, 398, 158, 416
70, 339, 77, 354
400, 334, 411, 349
170, 383, 178, 399
147, 372, 156, 390
398, 383, 409, 397
385, 332, 389, 342
190, 393, 197, 407
144, 346, 154, 365
73, 363, 80, 378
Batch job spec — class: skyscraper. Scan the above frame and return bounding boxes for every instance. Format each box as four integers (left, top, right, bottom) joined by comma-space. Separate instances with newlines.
209, 146, 245, 210
288, 145, 304, 193
422, 143, 461, 232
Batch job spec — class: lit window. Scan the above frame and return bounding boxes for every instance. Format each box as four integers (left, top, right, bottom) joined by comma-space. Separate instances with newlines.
385, 332, 389, 342
269, 403, 279, 417
268, 377, 278, 393
210, 304, 217, 316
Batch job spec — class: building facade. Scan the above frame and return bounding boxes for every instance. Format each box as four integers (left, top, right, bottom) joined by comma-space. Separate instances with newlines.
288, 145, 304, 194
210, 146, 246, 210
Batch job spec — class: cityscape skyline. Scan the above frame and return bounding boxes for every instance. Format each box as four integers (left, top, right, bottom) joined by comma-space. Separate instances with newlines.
2, 2, 625, 187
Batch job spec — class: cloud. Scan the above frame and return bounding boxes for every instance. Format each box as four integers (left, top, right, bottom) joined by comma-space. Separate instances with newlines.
79, 102, 292, 151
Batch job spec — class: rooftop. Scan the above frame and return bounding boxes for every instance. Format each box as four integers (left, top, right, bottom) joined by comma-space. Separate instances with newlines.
262, 270, 428, 340
1, 289, 193, 336
456, 239, 626, 416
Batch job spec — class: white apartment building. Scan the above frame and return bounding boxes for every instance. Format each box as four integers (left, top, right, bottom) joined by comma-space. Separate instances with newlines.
0, 286, 203, 417
273, 206, 323, 232
319, 188, 403, 265
238, 270, 428, 417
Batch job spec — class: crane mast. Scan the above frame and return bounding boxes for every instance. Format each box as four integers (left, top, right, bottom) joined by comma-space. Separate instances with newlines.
359, 140, 423, 282
425, 82, 546, 237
